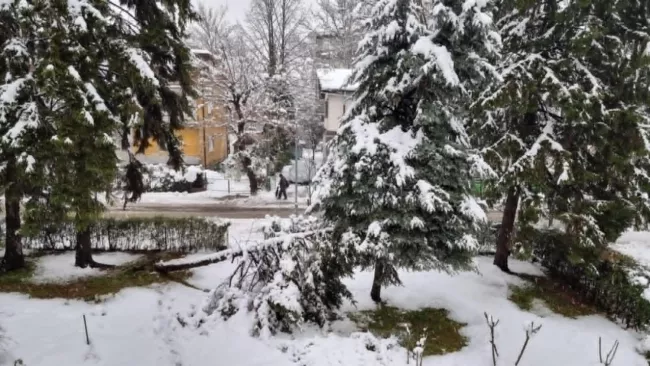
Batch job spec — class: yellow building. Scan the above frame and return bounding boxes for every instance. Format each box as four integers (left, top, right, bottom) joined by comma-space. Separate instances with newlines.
132, 49, 229, 167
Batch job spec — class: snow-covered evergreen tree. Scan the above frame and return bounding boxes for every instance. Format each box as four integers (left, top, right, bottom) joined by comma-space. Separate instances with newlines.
1, 0, 197, 269
0, 0, 56, 270
123, 0, 197, 169
311, 0, 500, 302
473, 0, 650, 272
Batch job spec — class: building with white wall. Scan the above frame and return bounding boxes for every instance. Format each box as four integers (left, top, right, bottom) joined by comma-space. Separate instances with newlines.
316, 69, 358, 142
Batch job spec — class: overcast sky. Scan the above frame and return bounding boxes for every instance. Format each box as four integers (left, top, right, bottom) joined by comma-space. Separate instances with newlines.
194, 0, 317, 23
193, 0, 251, 22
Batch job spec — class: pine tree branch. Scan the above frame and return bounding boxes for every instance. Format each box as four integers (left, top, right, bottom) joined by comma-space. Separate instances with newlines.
108, 1, 143, 29
538, 108, 563, 123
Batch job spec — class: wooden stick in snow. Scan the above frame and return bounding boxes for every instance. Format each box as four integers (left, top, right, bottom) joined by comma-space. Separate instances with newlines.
83, 314, 90, 345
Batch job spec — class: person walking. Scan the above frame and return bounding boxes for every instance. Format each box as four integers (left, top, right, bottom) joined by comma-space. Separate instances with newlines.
278, 173, 289, 200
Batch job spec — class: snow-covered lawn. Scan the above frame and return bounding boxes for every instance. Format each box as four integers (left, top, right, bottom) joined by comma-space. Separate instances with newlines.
30, 252, 143, 284
612, 230, 650, 267
2, 223, 649, 366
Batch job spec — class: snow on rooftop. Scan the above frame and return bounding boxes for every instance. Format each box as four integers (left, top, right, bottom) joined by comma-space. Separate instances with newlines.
317, 68, 358, 92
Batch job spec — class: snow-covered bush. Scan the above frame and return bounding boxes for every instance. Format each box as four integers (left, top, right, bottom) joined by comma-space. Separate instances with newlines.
146, 164, 206, 192
116, 163, 206, 193
21, 217, 229, 252
201, 215, 354, 337
526, 228, 650, 330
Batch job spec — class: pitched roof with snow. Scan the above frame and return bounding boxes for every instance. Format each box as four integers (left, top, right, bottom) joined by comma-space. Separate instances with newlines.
316, 68, 358, 92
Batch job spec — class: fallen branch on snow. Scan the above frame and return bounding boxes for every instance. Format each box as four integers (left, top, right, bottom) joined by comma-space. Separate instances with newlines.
154, 230, 329, 273
198, 219, 351, 337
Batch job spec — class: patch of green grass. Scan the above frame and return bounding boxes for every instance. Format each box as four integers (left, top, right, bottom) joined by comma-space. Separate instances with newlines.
0, 260, 36, 282
349, 306, 467, 356
509, 277, 597, 318
0, 253, 190, 300
509, 285, 536, 311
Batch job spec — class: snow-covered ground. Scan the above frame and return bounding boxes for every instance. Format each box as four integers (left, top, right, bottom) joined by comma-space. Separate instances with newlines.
31, 252, 143, 284
2, 223, 649, 366
612, 230, 650, 267
224, 218, 268, 248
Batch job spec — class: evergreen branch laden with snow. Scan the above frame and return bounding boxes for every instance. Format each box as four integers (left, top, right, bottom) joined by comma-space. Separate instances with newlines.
309, 0, 500, 301
471, 0, 650, 255
199, 215, 354, 338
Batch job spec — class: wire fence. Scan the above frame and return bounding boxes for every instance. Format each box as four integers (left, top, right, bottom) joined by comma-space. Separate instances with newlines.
205, 176, 313, 199
205, 176, 252, 195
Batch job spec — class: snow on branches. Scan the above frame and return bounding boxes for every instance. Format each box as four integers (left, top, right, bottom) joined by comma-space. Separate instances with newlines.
310, 0, 499, 301
200, 215, 353, 338
471, 0, 650, 256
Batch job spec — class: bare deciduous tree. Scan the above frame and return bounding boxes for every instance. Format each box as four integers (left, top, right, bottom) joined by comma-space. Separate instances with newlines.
192, 6, 265, 194
193, 2, 322, 195
310, 0, 364, 68
190, 3, 228, 54
246, 0, 309, 76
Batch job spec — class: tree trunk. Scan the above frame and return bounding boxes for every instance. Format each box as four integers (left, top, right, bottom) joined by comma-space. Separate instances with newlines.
75, 228, 114, 269
239, 154, 258, 196
75, 228, 94, 268
246, 167, 258, 196
494, 187, 519, 273
370, 261, 384, 303
3, 159, 24, 271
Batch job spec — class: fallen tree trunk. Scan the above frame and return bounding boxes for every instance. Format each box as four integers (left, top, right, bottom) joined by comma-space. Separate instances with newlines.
154, 230, 328, 273
154, 249, 239, 273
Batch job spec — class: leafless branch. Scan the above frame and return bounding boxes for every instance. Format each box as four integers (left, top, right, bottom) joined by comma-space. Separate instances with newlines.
598, 337, 619, 366
309, 0, 365, 68
484, 312, 500, 366
515, 321, 543, 366
245, 0, 310, 75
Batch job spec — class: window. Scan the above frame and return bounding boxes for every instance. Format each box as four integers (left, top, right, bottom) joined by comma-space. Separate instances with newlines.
343, 103, 346, 114
208, 136, 215, 152
324, 100, 328, 118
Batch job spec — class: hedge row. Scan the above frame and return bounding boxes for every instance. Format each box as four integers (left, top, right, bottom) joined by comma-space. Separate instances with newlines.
22, 217, 229, 253
527, 229, 650, 330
